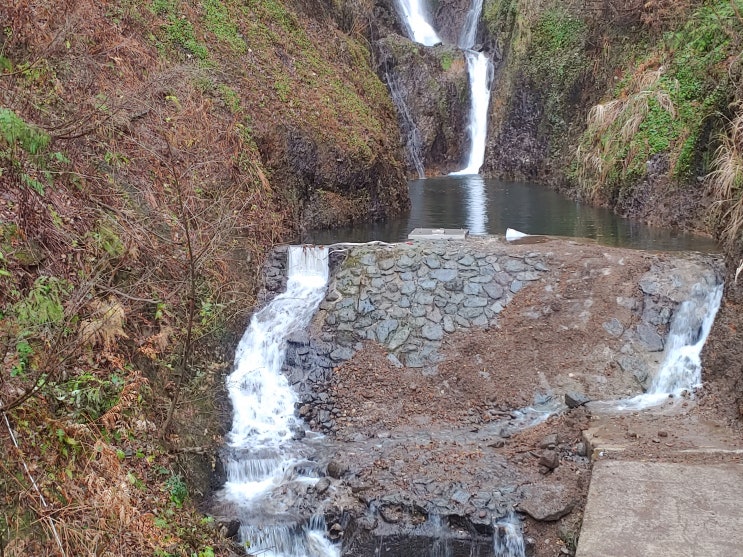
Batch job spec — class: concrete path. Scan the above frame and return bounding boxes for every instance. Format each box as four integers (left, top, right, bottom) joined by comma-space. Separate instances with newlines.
576, 460, 743, 557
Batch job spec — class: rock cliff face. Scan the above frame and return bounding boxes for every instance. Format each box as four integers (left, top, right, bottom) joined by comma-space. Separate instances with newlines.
377, 37, 470, 174
353, 0, 473, 176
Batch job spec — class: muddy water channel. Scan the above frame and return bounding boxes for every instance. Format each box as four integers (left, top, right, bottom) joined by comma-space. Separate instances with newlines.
305, 176, 718, 252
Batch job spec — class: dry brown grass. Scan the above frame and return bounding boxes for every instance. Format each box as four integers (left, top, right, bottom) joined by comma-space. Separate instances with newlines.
577, 66, 677, 199
709, 107, 743, 247
0, 1, 289, 554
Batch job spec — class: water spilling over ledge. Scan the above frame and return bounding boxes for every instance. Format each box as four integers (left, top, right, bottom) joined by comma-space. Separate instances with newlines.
394, 0, 440, 46
219, 246, 338, 556
493, 513, 526, 557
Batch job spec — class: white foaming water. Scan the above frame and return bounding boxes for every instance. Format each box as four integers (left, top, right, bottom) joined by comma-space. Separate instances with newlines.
450, 0, 493, 176
649, 282, 723, 394
458, 0, 484, 50
427, 514, 453, 557
393, 0, 492, 176
451, 50, 493, 176
394, 0, 440, 46
493, 513, 526, 557
613, 281, 724, 411
223, 246, 338, 557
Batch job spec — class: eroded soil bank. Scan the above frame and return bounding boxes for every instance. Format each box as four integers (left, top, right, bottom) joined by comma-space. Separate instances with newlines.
217, 237, 743, 557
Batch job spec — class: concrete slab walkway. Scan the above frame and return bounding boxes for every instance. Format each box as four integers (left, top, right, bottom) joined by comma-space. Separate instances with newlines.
576, 460, 743, 557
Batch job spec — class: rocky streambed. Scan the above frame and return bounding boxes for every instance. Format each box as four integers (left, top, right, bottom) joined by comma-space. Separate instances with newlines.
223, 237, 726, 557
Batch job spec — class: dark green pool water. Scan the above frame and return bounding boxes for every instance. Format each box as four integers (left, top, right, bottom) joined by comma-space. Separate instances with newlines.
304, 176, 718, 252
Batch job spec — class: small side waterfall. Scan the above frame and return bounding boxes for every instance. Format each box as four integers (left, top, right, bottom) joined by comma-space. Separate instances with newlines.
648, 282, 724, 395
221, 246, 338, 557
493, 513, 526, 557
386, 71, 427, 179
394, 0, 440, 46
615, 280, 724, 410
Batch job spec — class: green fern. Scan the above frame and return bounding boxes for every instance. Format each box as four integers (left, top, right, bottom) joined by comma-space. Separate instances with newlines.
0, 108, 50, 155
14, 276, 71, 328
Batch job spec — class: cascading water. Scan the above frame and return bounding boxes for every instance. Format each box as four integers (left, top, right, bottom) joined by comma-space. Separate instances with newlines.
451, 0, 493, 175
450, 50, 493, 175
458, 0, 484, 50
493, 513, 526, 557
616, 280, 724, 410
392, 0, 493, 176
648, 282, 724, 396
393, 0, 440, 46
221, 246, 338, 557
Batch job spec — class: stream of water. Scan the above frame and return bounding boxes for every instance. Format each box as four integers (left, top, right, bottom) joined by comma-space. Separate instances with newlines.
394, 0, 440, 46
393, 0, 492, 174
451, 0, 492, 175
450, 50, 493, 175
219, 0, 723, 553
220, 246, 338, 557
493, 514, 526, 557
610, 280, 725, 411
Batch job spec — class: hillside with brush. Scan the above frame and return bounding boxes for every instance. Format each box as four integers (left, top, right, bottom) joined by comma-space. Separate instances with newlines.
0, 0, 405, 554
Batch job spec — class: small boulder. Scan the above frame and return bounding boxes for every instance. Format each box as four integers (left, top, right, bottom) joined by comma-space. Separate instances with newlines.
517, 485, 575, 522
315, 477, 331, 495
538, 449, 559, 470
539, 433, 559, 449
327, 460, 347, 479
565, 391, 590, 408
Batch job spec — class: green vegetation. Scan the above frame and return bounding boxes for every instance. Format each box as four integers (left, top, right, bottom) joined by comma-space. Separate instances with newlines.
0, 108, 63, 194
576, 1, 740, 203
217, 83, 241, 113
0, 0, 404, 553
0, 108, 50, 155
440, 51, 455, 71
528, 7, 589, 136
203, 0, 247, 53
151, 0, 209, 60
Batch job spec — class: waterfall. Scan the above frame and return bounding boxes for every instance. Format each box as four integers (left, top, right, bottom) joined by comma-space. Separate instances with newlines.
450, 0, 493, 175
393, 0, 493, 176
458, 0, 484, 50
614, 280, 724, 410
394, 0, 440, 46
493, 513, 526, 557
450, 50, 493, 176
221, 246, 338, 557
428, 515, 453, 557
648, 282, 724, 395
386, 71, 426, 178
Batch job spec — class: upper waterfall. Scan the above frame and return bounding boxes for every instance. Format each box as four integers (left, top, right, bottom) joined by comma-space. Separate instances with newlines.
459, 0, 484, 49
450, 0, 492, 175
394, 0, 440, 46
392, 0, 493, 176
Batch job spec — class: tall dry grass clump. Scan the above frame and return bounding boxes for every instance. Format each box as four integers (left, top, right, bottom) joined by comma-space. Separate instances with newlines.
709, 106, 743, 247
576, 66, 677, 200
